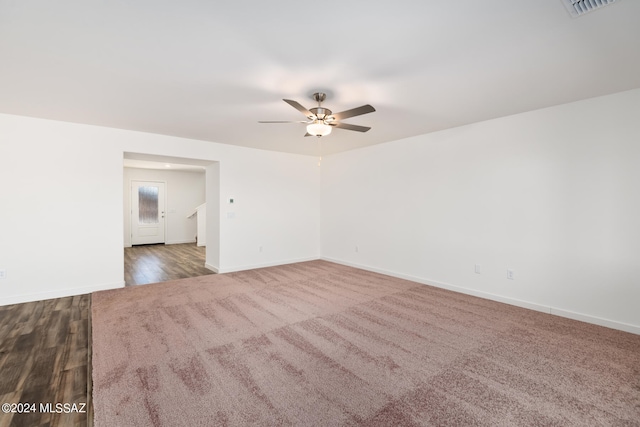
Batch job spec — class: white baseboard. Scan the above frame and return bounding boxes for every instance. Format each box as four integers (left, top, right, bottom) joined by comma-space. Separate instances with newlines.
216, 256, 320, 274
204, 263, 219, 273
0, 281, 125, 307
321, 257, 640, 335
165, 239, 197, 245
549, 307, 640, 335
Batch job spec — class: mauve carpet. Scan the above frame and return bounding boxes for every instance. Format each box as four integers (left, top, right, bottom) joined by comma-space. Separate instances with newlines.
91, 260, 640, 426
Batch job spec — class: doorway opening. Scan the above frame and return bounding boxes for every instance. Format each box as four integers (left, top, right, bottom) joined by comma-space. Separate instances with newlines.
123, 152, 220, 286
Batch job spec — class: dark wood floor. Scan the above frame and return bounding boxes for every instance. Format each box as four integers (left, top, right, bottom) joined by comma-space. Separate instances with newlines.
124, 243, 214, 286
0, 295, 90, 427
0, 243, 213, 427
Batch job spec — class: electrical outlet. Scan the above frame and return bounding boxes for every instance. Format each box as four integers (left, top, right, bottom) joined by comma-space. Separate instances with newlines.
0, 269, 6, 279
474, 264, 481, 274
355, 246, 359, 253
259, 246, 263, 252
507, 269, 515, 280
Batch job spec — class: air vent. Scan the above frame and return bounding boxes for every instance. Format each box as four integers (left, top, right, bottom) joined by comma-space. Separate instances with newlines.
561, 0, 618, 17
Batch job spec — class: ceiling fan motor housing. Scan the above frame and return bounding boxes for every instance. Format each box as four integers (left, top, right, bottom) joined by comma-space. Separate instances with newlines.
310, 107, 332, 121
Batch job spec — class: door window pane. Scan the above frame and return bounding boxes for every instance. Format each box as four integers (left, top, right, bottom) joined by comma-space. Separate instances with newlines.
139, 186, 159, 224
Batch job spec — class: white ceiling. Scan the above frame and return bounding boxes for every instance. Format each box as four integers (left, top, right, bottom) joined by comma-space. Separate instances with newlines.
1, 1, 639, 156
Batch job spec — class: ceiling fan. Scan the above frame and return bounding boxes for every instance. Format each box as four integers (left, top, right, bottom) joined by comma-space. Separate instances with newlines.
259, 92, 375, 137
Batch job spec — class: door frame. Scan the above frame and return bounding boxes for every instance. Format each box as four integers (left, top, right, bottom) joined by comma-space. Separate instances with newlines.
122, 152, 220, 272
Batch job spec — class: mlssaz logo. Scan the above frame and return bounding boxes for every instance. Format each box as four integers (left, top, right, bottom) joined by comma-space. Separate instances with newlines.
40, 403, 87, 414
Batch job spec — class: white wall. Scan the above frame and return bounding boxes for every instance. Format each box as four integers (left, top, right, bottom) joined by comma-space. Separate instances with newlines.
216, 153, 321, 272
0, 114, 320, 305
123, 167, 205, 246
321, 88, 640, 333
2, 89, 638, 334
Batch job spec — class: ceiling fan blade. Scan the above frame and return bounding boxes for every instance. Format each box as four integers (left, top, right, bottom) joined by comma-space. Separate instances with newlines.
258, 120, 309, 123
283, 99, 315, 118
330, 122, 371, 132
331, 104, 375, 120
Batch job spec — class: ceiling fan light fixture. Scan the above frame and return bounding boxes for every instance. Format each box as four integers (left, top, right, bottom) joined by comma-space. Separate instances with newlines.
306, 122, 332, 137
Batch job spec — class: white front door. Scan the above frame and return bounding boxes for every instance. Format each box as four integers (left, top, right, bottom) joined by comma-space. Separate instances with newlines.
131, 181, 166, 245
